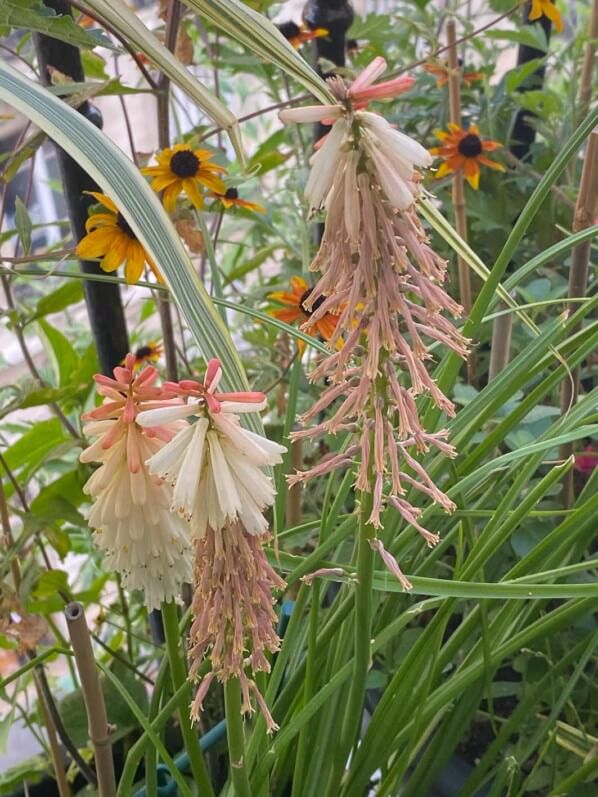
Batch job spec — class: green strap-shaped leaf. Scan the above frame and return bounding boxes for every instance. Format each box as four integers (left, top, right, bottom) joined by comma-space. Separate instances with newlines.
0, 60, 263, 436
84, 0, 244, 163
183, 0, 336, 105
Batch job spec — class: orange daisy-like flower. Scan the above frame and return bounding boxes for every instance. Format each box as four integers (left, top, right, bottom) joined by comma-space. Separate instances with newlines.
142, 144, 226, 212
76, 193, 161, 283
212, 187, 266, 213
278, 21, 329, 49
429, 123, 505, 190
422, 62, 484, 88
268, 276, 340, 350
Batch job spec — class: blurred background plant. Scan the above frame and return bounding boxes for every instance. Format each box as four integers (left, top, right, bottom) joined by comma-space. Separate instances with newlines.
0, 0, 597, 795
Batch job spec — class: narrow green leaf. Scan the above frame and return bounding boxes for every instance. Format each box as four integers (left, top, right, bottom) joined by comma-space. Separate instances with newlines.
183, 0, 335, 105
14, 196, 32, 255
0, 60, 263, 434
97, 663, 193, 797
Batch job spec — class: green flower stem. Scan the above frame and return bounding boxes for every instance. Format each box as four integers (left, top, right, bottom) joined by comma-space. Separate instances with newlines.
161, 601, 214, 797
339, 487, 375, 760
291, 579, 320, 797
224, 678, 252, 797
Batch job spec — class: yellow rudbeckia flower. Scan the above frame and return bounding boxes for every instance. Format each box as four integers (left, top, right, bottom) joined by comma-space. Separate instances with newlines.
76, 192, 161, 284
142, 144, 226, 212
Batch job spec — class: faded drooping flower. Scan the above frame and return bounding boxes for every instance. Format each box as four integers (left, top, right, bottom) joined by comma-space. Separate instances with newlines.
136, 359, 286, 536
80, 354, 191, 609
279, 57, 469, 567
188, 521, 285, 731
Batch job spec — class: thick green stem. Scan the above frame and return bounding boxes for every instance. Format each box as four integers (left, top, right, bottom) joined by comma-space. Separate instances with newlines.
338, 489, 375, 760
161, 601, 214, 797
291, 580, 320, 797
224, 678, 252, 797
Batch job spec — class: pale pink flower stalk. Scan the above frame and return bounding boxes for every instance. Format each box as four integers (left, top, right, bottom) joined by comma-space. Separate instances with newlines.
137, 359, 287, 726
188, 521, 285, 731
136, 358, 286, 536
80, 354, 191, 609
280, 58, 469, 579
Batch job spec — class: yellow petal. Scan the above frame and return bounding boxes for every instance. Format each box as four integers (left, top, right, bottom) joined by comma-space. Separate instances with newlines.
125, 242, 145, 283
182, 178, 205, 209
85, 213, 117, 233
162, 183, 181, 213
76, 227, 119, 258
99, 233, 128, 272
84, 191, 118, 213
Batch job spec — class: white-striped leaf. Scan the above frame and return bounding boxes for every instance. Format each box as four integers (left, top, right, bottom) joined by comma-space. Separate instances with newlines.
84, 0, 244, 163
183, 0, 336, 105
0, 59, 263, 435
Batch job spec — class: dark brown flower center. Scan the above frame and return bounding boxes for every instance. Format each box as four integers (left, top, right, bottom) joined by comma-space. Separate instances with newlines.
457, 133, 483, 158
135, 345, 154, 360
279, 21, 300, 40
170, 150, 200, 178
300, 287, 325, 315
116, 212, 135, 238
225, 187, 239, 200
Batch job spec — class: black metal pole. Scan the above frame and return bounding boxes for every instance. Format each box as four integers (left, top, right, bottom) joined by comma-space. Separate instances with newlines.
303, 0, 354, 75
34, 0, 129, 375
509, 3, 552, 162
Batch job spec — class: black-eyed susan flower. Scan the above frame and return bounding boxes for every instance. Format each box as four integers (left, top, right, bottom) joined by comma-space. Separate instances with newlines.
212, 187, 266, 213
429, 123, 505, 190
76, 192, 161, 283
278, 21, 328, 49
529, 0, 563, 33
142, 144, 226, 212
268, 276, 340, 349
422, 62, 484, 88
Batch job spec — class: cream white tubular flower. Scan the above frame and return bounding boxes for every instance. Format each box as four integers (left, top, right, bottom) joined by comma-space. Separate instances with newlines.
279, 57, 426, 212
137, 359, 286, 537
80, 354, 192, 610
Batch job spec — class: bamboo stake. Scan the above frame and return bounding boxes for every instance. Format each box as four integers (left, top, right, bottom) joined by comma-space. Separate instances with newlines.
446, 19, 475, 383
65, 602, 117, 797
34, 672, 72, 797
578, 0, 598, 122
559, 129, 598, 506
1, 479, 72, 795
446, 19, 472, 317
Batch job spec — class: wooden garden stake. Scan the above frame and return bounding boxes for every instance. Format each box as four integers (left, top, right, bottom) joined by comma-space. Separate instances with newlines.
578, 0, 598, 122
446, 19, 472, 317
65, 602, 117, 797
446, 19, 475, 382
559, 129, 598, 506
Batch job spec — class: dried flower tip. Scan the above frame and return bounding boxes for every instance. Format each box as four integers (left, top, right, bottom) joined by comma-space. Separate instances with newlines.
370, 539, 413, 591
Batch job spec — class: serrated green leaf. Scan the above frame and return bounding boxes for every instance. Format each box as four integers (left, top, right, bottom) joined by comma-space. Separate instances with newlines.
183, 0, 335, 105
0, 0, 115, 50
0, 60, 263, 435
14, 196, 32, 255
84, 0, 244, 163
